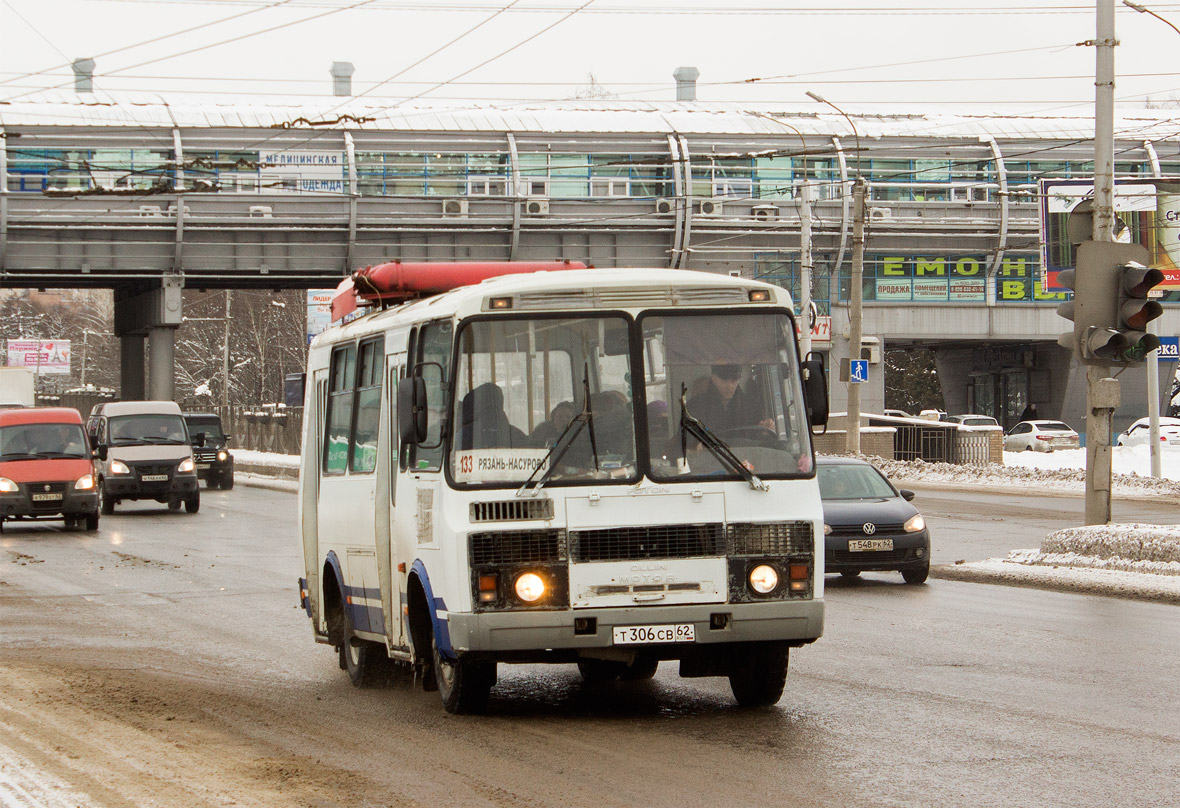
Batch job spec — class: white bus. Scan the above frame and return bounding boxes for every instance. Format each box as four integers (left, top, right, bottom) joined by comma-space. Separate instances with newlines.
297, 262, 829, 713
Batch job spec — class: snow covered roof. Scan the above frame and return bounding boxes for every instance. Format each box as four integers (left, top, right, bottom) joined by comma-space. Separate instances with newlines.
3, 92, 1179, 144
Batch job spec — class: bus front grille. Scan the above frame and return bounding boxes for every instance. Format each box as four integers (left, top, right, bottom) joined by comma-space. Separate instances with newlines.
570, 524, 725, 562
469, 529, 567, 565
470, 499, 554, 523
727, 522, 814, 555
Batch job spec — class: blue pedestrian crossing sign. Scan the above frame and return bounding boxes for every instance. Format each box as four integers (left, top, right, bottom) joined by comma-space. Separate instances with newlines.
849, 359, 869, 383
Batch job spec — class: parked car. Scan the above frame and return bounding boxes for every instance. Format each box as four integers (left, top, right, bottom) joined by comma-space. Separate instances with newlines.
1003, 420, 1080, 452
86, 400, 200, 513
947, 414, 1000, 427
0, 407, 99, 531
882, 409, 912, 418
818, 456, 931, 584
183, 413, 235, 489
1115, 416, 1180, 448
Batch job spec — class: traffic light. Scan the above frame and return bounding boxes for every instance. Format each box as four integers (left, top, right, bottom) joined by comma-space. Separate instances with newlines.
1056, 241, 1160, 365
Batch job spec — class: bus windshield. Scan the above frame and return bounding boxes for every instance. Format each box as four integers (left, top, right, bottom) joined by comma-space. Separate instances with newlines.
450, 315, 637, 486
641, 311, 812, 481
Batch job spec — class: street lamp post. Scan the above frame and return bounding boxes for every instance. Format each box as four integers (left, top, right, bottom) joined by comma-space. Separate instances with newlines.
808, 91, 865, 454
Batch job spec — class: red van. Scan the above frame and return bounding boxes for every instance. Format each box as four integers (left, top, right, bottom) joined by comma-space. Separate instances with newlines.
0, 407, 99, 531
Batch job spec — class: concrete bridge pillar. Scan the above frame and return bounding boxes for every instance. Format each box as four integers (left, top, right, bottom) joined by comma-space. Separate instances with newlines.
119, 335, 146, 400
114, 277, 184, 402
147, 327, 176, 401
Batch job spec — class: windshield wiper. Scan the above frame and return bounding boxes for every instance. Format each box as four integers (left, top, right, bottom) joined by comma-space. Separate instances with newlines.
0, 452, 38, 461
142, 437, 187, 445
517, 366, 599, 497
679, 384, 769, 492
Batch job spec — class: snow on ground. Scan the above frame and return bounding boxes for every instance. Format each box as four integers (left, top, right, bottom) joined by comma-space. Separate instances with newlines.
231, 445, 1180, 603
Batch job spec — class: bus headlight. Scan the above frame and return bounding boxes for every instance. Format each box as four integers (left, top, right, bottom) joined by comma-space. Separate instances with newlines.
0, 477, 18, 493
514, 572, 546, 603
109, 460, 130, 475
178, 458, 195, 473
748, 564, 779, 594
75, 474, 95, 491
903, 514, 926, 533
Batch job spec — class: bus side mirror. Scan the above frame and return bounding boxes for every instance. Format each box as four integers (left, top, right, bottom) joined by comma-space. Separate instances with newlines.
397, 376, 428, 445
801, 353, 829, 427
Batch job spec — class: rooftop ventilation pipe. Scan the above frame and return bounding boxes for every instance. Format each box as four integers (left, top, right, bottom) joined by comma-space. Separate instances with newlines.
73, 58, 96, 93
673, 66, 700, 101
331, 62, 355, 96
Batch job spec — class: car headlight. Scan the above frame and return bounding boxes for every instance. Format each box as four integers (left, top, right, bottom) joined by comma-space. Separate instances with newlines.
74, 474, 95, 491
514, 572, 546, 603
823, 523, 832, 536
748, 564, 779, 594
178, 457, 195, 473
109, 460, 130, 475
217, 450, 228, 461
0, 477, 18, 493
904, 513, 926, 533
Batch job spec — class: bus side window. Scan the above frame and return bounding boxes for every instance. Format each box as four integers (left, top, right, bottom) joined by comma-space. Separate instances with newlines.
409, 320, 452, 472
349, 336, 384, 474
323, 343, 356, 475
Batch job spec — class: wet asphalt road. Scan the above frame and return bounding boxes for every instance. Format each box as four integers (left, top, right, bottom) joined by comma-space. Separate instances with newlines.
1, 484, 1178, 808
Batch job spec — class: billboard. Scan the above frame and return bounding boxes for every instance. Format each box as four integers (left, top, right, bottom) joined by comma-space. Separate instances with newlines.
6, 339, 71, 374
1040, 179, 1180, 298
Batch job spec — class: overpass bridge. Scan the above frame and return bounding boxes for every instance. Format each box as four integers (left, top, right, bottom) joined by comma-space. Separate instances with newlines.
2, 93, 1178, 427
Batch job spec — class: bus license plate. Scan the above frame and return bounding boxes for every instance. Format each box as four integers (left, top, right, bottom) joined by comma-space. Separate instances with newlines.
613, 624, 694, 645
141, 474, 168, 482
848, 538, 893, 552
31, 492, 62, 502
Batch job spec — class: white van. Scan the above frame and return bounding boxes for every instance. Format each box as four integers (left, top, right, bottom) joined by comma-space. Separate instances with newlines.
87, 401, 200, 513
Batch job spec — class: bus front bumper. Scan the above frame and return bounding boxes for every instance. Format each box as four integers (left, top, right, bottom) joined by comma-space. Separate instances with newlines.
445, 599, 824, 655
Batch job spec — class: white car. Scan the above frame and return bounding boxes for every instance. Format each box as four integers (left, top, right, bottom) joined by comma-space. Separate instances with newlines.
947, 414, 1000, 428
1115, 417, 1180, 448
1004, 420, 1080, 452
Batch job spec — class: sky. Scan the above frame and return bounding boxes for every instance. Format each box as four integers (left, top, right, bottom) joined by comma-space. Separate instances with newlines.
1, 0, 1179, 113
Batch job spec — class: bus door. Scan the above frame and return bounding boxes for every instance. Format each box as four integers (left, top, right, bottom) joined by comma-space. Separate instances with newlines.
377, 353, 405, 648
302, 368, 328, 633
319, 337, 384, 635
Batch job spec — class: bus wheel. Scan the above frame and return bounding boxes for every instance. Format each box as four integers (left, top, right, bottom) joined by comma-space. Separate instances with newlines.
343, 617, 389, 688
728, 643, 789, 708
432, 638, 495, 714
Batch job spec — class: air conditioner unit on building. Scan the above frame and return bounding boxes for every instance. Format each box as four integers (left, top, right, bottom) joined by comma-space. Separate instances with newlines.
869, 206, 892, 220
167, 204, 191, 217
751, 204, 779, 221
693, 198, 723, 216
249, 205, 273, 218
655, 198, 675, 214
442, 198, 469, 217
859, 336, 882, 364
138, 205, 163, 217
522, 199, 549, 216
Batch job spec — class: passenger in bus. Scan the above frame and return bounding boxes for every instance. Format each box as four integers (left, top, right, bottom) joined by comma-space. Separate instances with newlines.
529, 401, 575, 448
687, 365, 774, 435
458, 382, 528, 449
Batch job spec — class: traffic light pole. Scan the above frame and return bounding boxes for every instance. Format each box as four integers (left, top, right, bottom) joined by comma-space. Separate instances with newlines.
1087, 0, 1117, 525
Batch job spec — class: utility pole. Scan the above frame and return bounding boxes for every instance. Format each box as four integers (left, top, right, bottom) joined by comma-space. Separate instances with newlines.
1087, 0, 1117, 525
845, 176, 866, 455
222, 290, 232, 412
799, 181, 813, 357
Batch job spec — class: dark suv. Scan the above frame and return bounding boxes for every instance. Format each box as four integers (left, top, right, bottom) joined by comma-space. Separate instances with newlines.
183, 413, 234, 490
